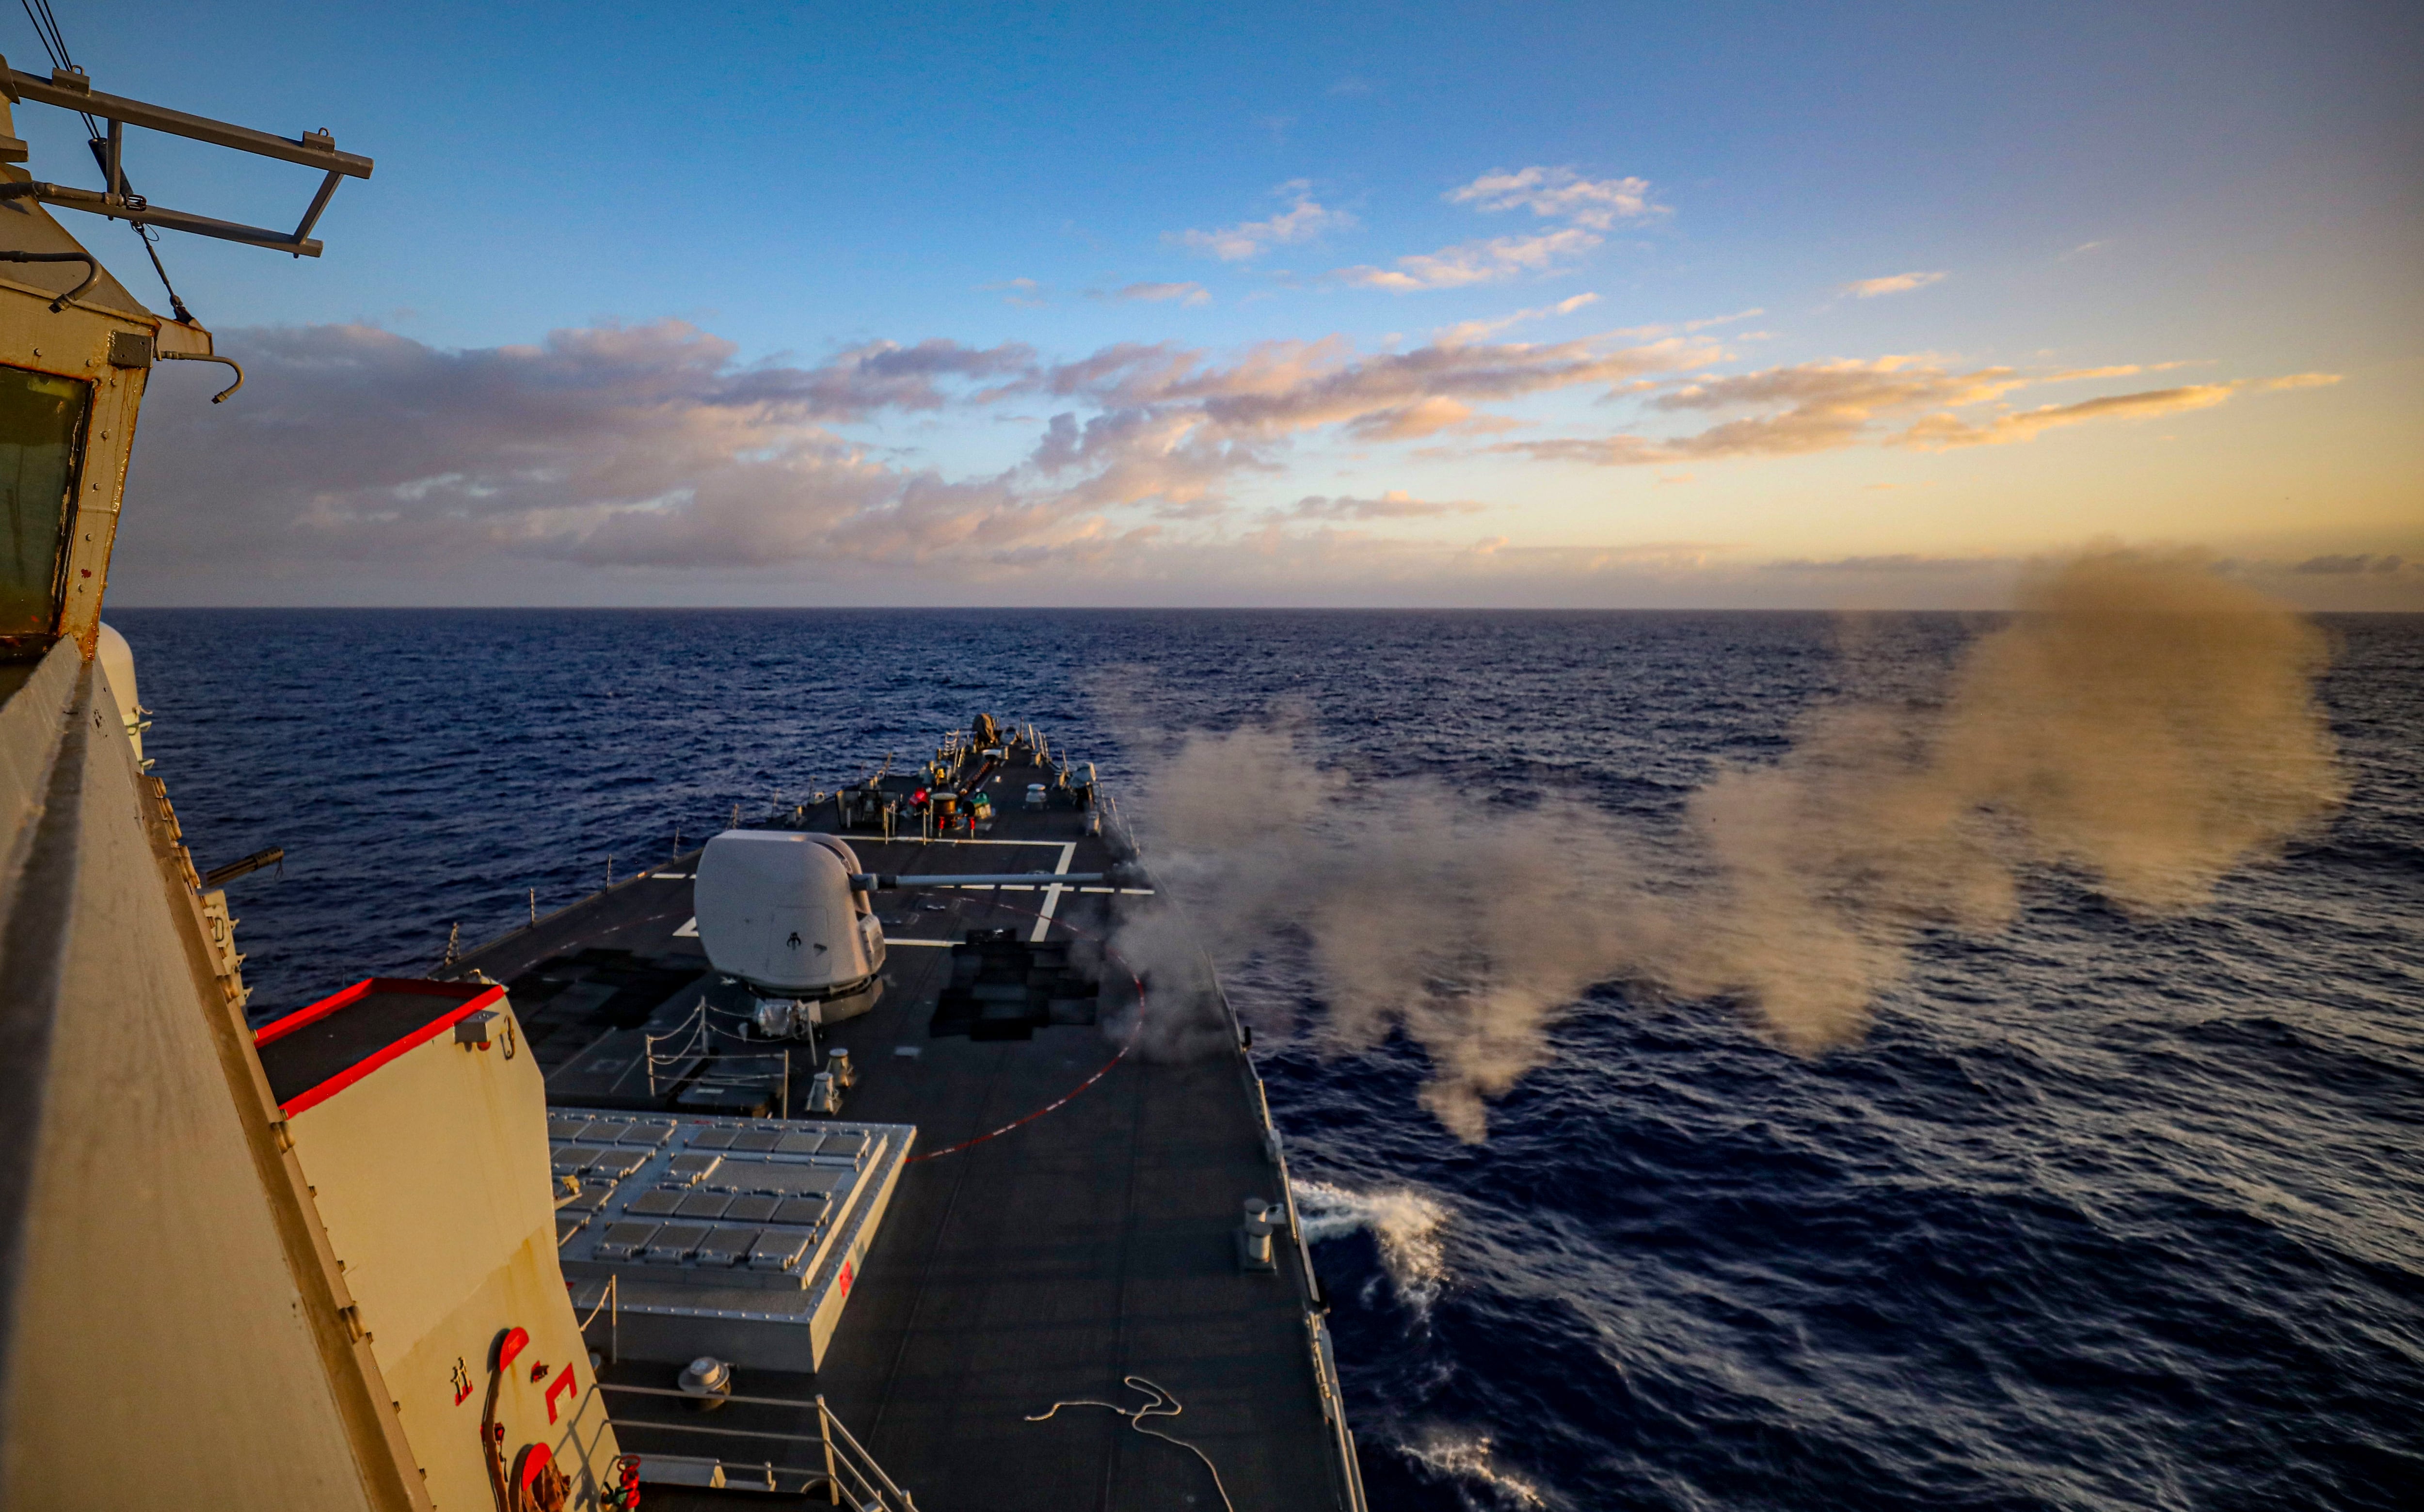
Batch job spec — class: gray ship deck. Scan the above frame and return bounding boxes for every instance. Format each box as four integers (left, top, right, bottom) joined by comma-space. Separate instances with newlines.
452, 739, 1359, 1511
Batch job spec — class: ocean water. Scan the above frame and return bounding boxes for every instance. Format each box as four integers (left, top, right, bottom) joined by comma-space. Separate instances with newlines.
113, 608, 2424, 1511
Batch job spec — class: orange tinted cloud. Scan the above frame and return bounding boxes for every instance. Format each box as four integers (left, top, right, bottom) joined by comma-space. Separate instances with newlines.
1843, 271, 1947, 298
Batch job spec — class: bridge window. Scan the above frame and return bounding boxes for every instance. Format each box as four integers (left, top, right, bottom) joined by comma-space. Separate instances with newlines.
0, 366, 88, 646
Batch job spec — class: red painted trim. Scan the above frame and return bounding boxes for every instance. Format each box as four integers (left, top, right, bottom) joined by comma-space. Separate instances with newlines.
252, 977, 378, 1047
264, 982, 507, 1117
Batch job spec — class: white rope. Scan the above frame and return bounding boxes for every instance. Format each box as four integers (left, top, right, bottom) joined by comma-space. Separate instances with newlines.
1024, 1376, 1236, 1512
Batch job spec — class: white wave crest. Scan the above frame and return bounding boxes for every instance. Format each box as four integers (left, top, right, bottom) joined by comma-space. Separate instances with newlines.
1406, 1426, 1550, 1509
1291, 1178, 1449, 1305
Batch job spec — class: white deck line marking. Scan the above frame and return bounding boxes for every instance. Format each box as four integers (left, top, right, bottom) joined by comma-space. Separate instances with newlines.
887, 837, 1066, 847
673, 916, 699, 937
1031, 842, 1077, 943
650, 873, 691, 880
885, 939, 954, 947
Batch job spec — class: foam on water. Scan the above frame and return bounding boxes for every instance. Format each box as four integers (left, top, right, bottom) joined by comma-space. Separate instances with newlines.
1292, 1178, 1451, 1307
1403, 1427, 1551, 1510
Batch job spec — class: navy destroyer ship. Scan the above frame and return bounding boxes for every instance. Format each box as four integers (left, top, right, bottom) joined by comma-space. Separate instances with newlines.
0, 46, 1365, 1512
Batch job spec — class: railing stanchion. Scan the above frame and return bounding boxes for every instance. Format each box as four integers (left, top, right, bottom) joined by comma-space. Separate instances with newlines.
818, 1394, 841, 1506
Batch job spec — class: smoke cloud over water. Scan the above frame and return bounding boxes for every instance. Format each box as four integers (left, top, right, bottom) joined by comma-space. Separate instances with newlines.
1117, 553, 2348, 1141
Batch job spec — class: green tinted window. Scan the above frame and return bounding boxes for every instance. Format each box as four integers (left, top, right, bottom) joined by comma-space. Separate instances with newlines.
0, 366, 88, 637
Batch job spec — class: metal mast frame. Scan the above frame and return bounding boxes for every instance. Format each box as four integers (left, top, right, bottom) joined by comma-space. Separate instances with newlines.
0, 55, 374, 256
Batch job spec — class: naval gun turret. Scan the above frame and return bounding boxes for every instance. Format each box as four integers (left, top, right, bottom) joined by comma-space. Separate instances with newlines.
693, 829, 1103, 1038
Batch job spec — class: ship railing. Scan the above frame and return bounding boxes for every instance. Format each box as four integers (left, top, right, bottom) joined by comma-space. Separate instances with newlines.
1205, 953, 1373, 1512
642, 995, 794, 1110
641, 998, 711, 1097
594, 1383, 916, 1509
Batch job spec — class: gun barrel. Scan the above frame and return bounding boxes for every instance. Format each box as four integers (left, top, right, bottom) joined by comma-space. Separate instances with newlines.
852, 872, 1106, 890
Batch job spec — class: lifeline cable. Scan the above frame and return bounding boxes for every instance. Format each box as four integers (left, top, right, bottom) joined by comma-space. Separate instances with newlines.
1025, 1376, 1236, 1512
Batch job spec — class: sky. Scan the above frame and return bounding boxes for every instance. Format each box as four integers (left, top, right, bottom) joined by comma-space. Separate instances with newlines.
25, 0, 2422, 608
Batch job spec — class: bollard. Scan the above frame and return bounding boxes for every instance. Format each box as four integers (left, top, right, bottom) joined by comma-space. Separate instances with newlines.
1238, 1198, 1277, 1272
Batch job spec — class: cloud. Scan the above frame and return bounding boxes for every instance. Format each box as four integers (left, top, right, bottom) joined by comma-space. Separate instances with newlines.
1843, 271, 1947, 298
1333, 227, 1602, 292
1435, 292, 1600, 346
1494, 359, 2342, 467
1044, 330, 1722, 437
1109, 281, 1211, 306
1323, 164, 1660, 296
1898, 373, 2341, 449
114, 306, 2357, 612
2292, 553, 2405, 574
115, 315, 1744, 594
1591, 308, 1769, 346
2257, 372, 2344, 392
116, 321, 1097, 575
982, 277, 1048, 307
2042, 361, 2199, 381
1446, 166, 1664, 230
1768, 553, 2011, 575
1641, 357, 2029, 457
1897, 384, 2235, 448
1288, 490, 1487, 520
1327, 76, 1373, 97
1170, 181, 1353, 261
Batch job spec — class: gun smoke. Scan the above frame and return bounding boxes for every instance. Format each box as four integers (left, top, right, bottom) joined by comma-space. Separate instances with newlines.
1115, 552, 2348, 1141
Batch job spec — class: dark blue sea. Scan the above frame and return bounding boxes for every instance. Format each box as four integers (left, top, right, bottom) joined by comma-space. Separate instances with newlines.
111, 608, 2424, 1512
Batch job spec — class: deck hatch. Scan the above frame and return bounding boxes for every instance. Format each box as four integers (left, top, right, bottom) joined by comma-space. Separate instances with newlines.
645, 1224, 709, 1262
595, 1223, 657, 1260
771, 1196, 829, 1227
590, 1148, 652, 1178
559, 1179, 617, 1211
749, 1230, 814, 1270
